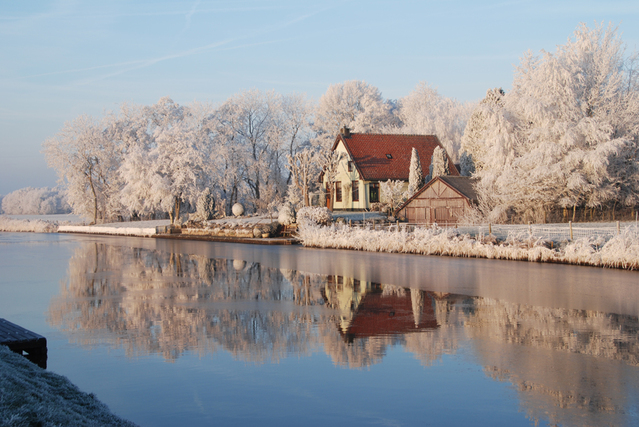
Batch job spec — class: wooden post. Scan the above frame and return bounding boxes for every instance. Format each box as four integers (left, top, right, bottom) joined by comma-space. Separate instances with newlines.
489, 223, 492, 235
569, 221, 573, 241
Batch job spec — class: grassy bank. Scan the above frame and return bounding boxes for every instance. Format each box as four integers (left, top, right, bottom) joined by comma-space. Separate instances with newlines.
297, 223, 639, 270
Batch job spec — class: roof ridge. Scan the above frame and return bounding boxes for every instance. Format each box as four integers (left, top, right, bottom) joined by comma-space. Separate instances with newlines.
349, 133, 438, 137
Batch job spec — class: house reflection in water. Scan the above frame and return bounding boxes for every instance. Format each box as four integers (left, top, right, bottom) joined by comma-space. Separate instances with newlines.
322, 276, 438, 342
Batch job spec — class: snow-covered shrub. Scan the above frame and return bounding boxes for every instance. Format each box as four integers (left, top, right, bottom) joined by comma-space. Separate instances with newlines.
370, 202, 389, 213
297, 207, 332, 226
278, 202, 296, 225
252, 222, 279, 237
195, 188, 216, 221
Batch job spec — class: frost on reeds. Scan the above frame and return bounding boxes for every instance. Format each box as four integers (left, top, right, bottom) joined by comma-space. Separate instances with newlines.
0, 215, 59, 233
297, 223, 639, 270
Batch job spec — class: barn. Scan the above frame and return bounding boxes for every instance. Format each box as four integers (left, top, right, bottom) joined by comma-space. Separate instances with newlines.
396, 176, 478, 225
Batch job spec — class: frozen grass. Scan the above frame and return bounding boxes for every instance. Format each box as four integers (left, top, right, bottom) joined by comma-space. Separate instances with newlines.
298, 223, 639, 270
0, 345, 136, 427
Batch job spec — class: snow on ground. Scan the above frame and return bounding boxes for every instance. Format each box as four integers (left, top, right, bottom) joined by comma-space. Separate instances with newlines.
0, 345, 136, 426
297, 223, 639, 270
4, 214, 84, 223
58, 220, 170, 237
206, 214, 278, 226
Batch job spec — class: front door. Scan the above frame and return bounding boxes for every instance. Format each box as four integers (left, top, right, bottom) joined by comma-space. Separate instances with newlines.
369, 183, 379, 204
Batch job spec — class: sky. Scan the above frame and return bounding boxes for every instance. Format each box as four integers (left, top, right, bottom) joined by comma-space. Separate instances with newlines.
1, 0, 639, 195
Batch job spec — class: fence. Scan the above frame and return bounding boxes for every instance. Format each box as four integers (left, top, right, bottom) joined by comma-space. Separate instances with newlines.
343, 219, 637, 243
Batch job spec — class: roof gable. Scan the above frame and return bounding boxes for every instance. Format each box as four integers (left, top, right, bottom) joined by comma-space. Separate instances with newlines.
397, 175, 478, 212
332, 133, 459, 181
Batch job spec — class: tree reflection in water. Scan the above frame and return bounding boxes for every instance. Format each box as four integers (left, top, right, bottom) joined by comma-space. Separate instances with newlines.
47, 241, 639, 425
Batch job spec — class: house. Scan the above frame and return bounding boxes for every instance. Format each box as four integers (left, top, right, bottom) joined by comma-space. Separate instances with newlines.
396, 175, 478, 225
322, 275, 438, 343
322, 128, 459, 210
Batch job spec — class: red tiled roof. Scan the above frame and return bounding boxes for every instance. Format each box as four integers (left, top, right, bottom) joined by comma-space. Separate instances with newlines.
341, 290, 438, 342
332, 133, 459, 181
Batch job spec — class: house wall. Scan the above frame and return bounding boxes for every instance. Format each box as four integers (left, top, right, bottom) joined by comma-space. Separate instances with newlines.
399, 179, 470, 225
323, 141, 370, 210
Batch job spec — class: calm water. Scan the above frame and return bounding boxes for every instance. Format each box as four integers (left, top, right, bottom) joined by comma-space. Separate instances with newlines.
1, 232, 639, 427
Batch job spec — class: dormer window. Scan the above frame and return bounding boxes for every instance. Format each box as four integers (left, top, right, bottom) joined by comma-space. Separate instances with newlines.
386, 154, 392, 159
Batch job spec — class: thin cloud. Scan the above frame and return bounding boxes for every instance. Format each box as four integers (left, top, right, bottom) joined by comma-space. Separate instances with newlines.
73, 38, 236, 86
184, 0, 201, 30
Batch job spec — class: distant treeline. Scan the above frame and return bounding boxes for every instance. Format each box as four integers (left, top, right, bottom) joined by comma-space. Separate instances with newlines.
0, 187, 71, 215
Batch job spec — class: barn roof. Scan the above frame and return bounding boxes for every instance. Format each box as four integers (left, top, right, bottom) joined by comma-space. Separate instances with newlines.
437, 176, 479, 201
332, 132, 459, 181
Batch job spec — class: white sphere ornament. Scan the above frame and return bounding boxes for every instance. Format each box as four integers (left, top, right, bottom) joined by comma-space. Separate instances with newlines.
232, 203, 245, 217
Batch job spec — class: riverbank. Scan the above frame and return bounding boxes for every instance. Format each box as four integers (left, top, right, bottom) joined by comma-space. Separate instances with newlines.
0, 345, 136, 426
297, 223, 639, 270
3, 214, 638, 269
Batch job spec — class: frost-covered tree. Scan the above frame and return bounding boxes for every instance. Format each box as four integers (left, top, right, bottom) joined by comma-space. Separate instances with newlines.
429, 146, 449, 180
318, 150, 344, 210
380, 180, 406, 214
459, 152, 475, 177
215, 90, 286, 212
460, 88, 505, 172
407, 147, 424, 196
287, 148, 319, 207
398, 82, 474, 161
471, 23, 639, 222
314, 80, 393, 147
117, 98, 214, 223
281, 94, 315, 181
43, 115, 121, 223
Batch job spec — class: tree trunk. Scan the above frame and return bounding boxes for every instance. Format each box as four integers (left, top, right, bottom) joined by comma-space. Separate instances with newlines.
88, 174, 98, 225
572, 205, 576, 222
303, 186, 310, 207
174, 197, 181, 224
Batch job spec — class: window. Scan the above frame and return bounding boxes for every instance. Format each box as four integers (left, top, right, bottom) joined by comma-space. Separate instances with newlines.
352, 180, 359, 202
348, 161, 354, 172
369, 183, 379, 203
335, 181, 342, 202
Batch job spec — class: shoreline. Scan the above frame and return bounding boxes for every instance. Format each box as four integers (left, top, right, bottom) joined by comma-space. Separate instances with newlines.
0, 345, 136, 426
2, 216, 638, 270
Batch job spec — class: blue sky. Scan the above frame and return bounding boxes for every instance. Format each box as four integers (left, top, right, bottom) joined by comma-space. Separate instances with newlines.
1, 0, 638, 195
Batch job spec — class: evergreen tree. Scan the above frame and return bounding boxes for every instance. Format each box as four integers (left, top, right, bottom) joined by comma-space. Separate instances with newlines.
407, 147, 424, 196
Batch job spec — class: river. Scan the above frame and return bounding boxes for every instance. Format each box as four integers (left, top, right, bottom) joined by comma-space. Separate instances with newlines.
1, 232, 638, 426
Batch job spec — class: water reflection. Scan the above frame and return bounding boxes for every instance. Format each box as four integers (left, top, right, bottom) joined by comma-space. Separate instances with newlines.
47, 241, 639, 425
